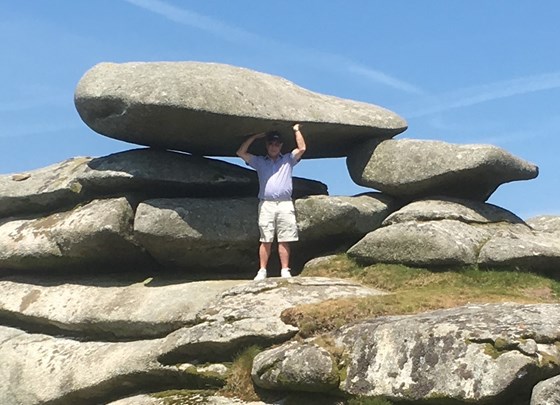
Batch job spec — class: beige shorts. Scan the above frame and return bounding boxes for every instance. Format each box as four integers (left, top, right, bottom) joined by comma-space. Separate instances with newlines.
258, 200, 299, 243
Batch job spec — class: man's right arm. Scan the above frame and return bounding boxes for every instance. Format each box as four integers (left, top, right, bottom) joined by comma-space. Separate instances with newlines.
236, 132, 265, 164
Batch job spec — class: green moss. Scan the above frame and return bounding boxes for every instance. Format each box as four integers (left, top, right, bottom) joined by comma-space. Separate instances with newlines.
151, 389, 215, 405
347, 396, 394, 405
484, 343, 501, 359
539, 352, 560, 368
493, 337, 511, 351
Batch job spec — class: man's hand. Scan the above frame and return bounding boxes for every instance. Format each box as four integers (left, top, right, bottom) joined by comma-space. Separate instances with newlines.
292, 123, 301, 132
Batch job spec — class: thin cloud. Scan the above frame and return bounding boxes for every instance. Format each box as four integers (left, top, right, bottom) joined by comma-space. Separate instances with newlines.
122, 0, 270, 46
346, 64, 423, 94
405, 71, 560, 118
121, 0, 421, 94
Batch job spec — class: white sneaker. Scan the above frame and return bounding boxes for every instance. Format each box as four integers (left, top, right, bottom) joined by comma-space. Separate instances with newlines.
253, 268, 267, 281
280, 268, 292, 278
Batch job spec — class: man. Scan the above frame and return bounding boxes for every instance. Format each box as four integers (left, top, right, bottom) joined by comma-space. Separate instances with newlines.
236, 123, 306, 280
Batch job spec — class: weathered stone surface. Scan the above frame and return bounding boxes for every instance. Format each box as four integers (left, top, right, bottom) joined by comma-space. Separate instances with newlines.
346, 139, 538, 201
347, 220, 492, 267
296, 193, 396, 241
74, 62, 407, 158
0, 198, 150, 271
109, 393, 269, 405
134, 197, 259, 271
348, 198, 537, 269
0, 277, 380, 404
336, 303, 560, 402
252, 303, 560, 403
0, 148, 326, 218
134, 195, 393, 271
252, 341, 339, 392
478, 231, 560, 273
526, 215, 560, 234
0, 277, 240, 339
160, 277, 386, 363
0, 325, 171, 405
531, 375, 560, 405
0, 156, 91, 217
383, 197, 525, 226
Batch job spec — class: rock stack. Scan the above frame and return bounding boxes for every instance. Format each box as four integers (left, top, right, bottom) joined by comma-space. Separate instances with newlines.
1, 62, 559, 404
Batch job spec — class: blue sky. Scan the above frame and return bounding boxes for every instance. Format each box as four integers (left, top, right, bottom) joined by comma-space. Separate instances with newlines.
1, 1, 559, 219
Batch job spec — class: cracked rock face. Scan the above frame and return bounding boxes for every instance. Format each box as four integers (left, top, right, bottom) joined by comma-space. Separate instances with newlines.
74, 62, 407, 158
252, 303, 560, 403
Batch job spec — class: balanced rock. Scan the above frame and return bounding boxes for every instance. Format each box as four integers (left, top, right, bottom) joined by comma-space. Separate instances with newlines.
0, 148, 326, 218
252, 303, 560, 403
74, 62, 407, 158
346, 138, 538, 201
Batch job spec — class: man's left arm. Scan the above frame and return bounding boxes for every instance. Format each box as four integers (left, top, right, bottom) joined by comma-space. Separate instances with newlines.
291, 123, 306, 162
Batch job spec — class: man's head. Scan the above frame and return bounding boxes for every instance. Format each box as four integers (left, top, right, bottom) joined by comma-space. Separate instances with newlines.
265, 131, 283, 157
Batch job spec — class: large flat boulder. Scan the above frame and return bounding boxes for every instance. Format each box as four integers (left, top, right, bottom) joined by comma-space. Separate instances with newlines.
0, 277, 240, 339
252, 303, 560, 403
74, 62, 407, 158
346, 139, 538, 201
0, 148, 326, 218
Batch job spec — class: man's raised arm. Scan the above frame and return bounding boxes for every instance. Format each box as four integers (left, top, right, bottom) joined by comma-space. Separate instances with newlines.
237, 132, 265, 164
292, 123, 307, 161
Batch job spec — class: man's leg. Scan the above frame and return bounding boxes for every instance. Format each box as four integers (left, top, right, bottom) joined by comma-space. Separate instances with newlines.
278, 242, 290, 269
259, 242, 272, 269
276, 201, 298, 278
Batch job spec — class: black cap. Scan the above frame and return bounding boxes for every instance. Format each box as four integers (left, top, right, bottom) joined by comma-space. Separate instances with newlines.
266, 131, 283, 143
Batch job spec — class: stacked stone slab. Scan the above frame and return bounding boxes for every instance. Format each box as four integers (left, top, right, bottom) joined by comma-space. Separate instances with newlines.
1, 61, 559, 404
0, 149, 398, 273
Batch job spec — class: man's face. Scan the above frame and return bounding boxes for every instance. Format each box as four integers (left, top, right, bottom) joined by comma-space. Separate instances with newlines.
266, 140, 282, 157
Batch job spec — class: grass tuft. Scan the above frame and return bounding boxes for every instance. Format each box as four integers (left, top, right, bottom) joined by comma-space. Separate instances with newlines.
219, 345, 262, 401
292, 254, 560, 337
